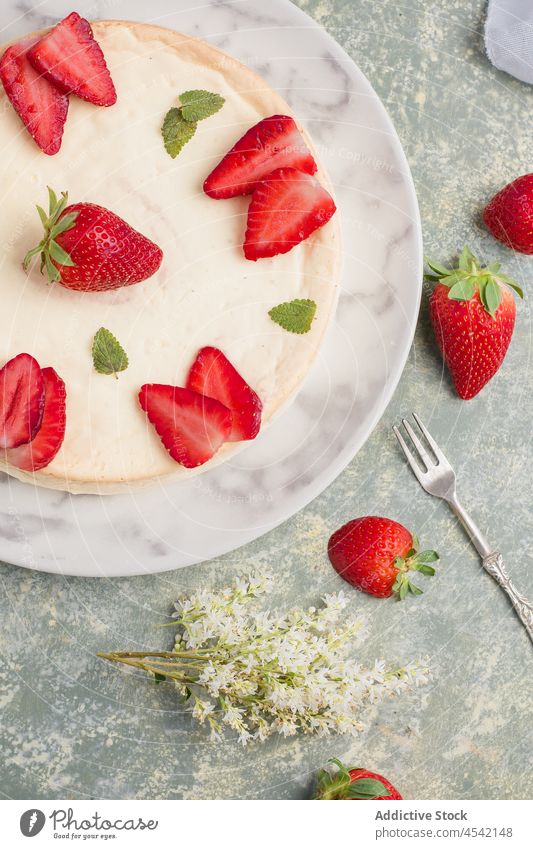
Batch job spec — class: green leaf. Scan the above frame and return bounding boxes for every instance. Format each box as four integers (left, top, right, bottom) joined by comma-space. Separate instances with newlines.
45, 254, 60, 283
458, 245, 477, 272
482, 277, 502, 316
425, 257, 450, 277
399, 580, 409, 601
36, 205, 48, 227
487, 261, 501, 273
440, 270, 468, 288
48, 240, 76, 267
50, 211, 79, 239
415, 564, 436, 576
448, 277, 476, 301
162, 107, 197, 158
408, 582, 423, 595
349, 778, 391, 799
412, 550, 439, 563
179, 89, 225, 122
411, 531, 420, 550
92, 327, 129, 378
497, 274, 524, 299
153, 672, 166, 684
268, 298, 317, 334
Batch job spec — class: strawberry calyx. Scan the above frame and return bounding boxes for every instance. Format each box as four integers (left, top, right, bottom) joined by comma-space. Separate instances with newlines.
391, 531, 439, 600
315, 759, 392, 800
23, 186, 78, 283
425, 246, 523, 318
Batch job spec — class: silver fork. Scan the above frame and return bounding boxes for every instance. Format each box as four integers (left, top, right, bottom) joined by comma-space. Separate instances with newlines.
393, 413, 533, 644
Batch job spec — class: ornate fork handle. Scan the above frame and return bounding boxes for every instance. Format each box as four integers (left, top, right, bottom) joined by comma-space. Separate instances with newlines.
483, 552, 533, 644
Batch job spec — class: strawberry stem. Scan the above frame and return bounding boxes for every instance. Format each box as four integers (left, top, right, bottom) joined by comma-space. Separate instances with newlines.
23, 187, 78, 283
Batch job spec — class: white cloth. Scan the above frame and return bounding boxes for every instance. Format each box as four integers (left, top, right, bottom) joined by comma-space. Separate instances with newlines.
485, 0, 533, 84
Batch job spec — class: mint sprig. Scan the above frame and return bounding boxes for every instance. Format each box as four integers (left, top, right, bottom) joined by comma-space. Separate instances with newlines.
23, 187, 78, 284
268, 298, 317, 334
161, 90, 225, 159
92, 327, 129, 378
424, 246, 523, 317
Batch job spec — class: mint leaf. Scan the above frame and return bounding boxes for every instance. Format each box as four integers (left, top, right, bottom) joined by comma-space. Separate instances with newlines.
179, 90, 225, 122
92, 327, 129, 378
162, 107, 196, 158
269, 299, 317, 334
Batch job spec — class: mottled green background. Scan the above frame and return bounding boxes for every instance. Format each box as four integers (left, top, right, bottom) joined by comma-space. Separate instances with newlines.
1, 0, 532, 800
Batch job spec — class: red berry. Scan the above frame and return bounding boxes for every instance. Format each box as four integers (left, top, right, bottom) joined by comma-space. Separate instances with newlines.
186, 346, 262, 441
0, 353, 45, 450
139, 384, 232, 468
0, 37, 69, 155
204, 114, 317, 199
6, 367, 66, 471
430, 282, 516, 399
24, 190, 163, 292
28, 12, 116, 107
483, 174, 533, 254
244, 167, 336, 260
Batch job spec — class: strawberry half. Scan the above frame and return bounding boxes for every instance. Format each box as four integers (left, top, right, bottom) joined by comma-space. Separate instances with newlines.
203, 114, 317, 199
0, 37, 69, 155
28, 12, 116, 107
23, 188, 163, 292
186, 347, 262, 441
244, 167, 336, 260
0, 353, 45, 450
139, 384, 232, 468
6, 367, 66, 471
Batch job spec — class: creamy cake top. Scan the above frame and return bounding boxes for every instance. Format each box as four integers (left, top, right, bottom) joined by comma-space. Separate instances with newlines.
0, 21, 341, 493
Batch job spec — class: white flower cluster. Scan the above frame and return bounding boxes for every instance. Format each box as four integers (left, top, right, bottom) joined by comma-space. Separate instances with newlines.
164, 575, 430, 745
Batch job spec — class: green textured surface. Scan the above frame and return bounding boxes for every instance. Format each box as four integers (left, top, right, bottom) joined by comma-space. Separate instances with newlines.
1, 0, 532, 800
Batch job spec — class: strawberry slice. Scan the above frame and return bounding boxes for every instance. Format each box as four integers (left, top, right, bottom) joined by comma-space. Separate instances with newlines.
186, 347, 262, 441
244, 167, 336, 260
6, 367, 66, 471
28, 12, 117, 107
0, 354, 45, 450
203, 115, 317, 199
139, 384, 232, 468
0, 37, 69, 155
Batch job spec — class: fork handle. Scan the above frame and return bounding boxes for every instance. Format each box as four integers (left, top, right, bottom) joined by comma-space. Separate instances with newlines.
482, 552, 533, 644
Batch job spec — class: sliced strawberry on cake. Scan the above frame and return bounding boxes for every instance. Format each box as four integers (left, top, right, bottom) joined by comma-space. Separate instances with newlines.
6, 367, 66, 471
139, 385, 232, 468
187, 346, 262, 441
28, 11, 117, 107
0, 353, 45, 449
0, 37, 69, 155
204, 115, 317, 199
244, 167, 336, 260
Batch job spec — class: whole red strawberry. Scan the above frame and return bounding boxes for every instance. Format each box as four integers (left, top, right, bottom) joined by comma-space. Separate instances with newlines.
328, 516, 438, 599
315, 759, 402, 800
483, 174, 533, 254
426, 247, 523, 399
23, 188, 163, 292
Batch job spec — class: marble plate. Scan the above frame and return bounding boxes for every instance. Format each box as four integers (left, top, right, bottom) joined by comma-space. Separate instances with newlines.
0, 0, 422, 577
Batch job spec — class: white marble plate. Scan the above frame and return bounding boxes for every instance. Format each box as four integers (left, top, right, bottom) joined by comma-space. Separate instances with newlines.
0, 0, 422, 577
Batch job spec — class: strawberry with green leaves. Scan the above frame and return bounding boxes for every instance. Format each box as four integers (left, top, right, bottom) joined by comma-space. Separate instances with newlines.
328, 516, 438, 600
315, 759, 402, 800
426, 246, 523, 400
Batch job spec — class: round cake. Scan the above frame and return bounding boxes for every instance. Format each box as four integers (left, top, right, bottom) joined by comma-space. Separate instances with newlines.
0, 19, 341, 494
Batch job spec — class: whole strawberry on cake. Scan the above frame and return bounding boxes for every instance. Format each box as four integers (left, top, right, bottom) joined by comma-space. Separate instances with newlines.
0, 13, 341, 492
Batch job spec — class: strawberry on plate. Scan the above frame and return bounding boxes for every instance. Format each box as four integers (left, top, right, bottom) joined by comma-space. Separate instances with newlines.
23, 187, 163, 291
244, 167, 336, 260
6, 367, 66, 471
483, 174, 533, 255
0, 36, 69, 155
139, 384, 232, 468
426, 246, 523, 399
0, 353, 45, 450
28, 12, 117, 107
315, 758, 402, 800
203, 114, 317, 199
186, 346, 262, 441
328, 516, 439, 599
